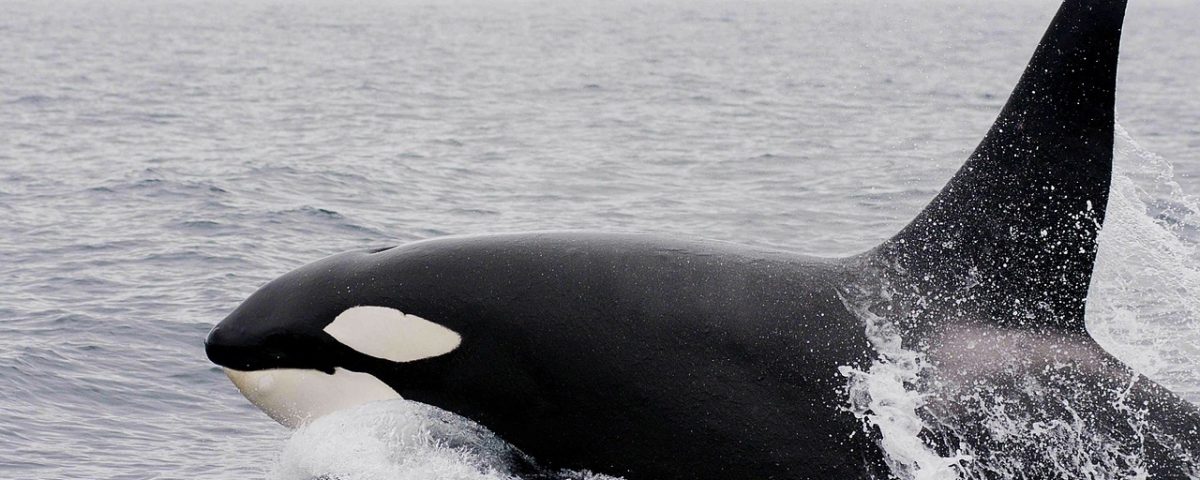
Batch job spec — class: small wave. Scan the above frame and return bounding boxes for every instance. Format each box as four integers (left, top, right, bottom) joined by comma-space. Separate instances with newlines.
297, 206, 343, 219
263, 206, 385, 237
85, 174, 230, 200
179, 220, 224, 229
6, 94, 70, 106
449, 208, 500, 216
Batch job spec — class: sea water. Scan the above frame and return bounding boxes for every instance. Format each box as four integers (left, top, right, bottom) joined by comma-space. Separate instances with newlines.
1, 1, 1198, 478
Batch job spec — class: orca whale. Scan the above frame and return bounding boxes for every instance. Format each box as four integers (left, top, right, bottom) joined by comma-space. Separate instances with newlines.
206, 0, 1200, 478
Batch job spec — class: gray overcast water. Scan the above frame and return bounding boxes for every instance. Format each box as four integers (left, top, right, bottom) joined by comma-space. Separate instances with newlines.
1, 0, 1198, 478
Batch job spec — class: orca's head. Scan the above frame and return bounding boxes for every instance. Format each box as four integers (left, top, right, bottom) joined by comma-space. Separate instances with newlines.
205, 248, 469, 427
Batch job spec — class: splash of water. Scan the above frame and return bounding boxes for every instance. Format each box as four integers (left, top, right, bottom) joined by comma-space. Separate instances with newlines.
839, 271, 971, 480
271, 400, 524, 480
1089, 124, 1200, 403
840, 127, 1200, 479
271, 399, 621, 480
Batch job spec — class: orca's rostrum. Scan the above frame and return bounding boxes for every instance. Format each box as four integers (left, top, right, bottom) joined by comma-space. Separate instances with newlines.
206, 1, 1200, 478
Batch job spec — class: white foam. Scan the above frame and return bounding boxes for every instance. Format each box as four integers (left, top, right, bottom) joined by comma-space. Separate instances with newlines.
270, 400, 522, 480
839, 287, 970, 480
270, 399, 624, 480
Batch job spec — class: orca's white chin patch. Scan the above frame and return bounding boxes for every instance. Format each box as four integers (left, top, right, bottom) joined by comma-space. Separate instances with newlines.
224, 367, 400, 429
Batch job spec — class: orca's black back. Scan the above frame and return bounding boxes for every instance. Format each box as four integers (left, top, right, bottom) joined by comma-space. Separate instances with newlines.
354, 233, 883, 479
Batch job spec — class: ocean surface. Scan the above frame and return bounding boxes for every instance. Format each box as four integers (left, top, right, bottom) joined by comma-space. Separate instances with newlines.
2, 0, 1199, 478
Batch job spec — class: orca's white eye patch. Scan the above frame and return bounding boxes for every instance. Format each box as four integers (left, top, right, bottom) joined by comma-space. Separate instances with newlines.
324, 306, 461, 363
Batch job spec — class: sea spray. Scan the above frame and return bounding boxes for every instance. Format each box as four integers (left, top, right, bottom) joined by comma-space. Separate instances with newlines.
271, 400, 523, 480
1088, 124, 1200, 403
839, 271, 970, 480
838, 126, 1200, 479
271, 399, 623, 480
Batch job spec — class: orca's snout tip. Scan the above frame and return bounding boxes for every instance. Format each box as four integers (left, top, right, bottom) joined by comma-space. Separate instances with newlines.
203, 325, 225, 365
203, 325, 219, 348
204, 324, 244, 369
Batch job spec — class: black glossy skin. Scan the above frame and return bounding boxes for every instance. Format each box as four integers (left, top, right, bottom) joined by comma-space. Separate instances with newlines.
210, 234, 886, 478
207, 1, 1200, 478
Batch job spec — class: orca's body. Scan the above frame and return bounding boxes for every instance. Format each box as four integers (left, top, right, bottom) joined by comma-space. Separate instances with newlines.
206, 1, 1200, 478
212, 235, 885, 478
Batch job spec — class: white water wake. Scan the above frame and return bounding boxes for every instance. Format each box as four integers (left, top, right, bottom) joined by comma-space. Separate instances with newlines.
842, 126, 1200, 479
271, 400, 619, 480
271, 400, 522, 480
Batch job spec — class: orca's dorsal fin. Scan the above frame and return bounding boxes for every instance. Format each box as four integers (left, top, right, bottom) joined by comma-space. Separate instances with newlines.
875, 0, 1128, 334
